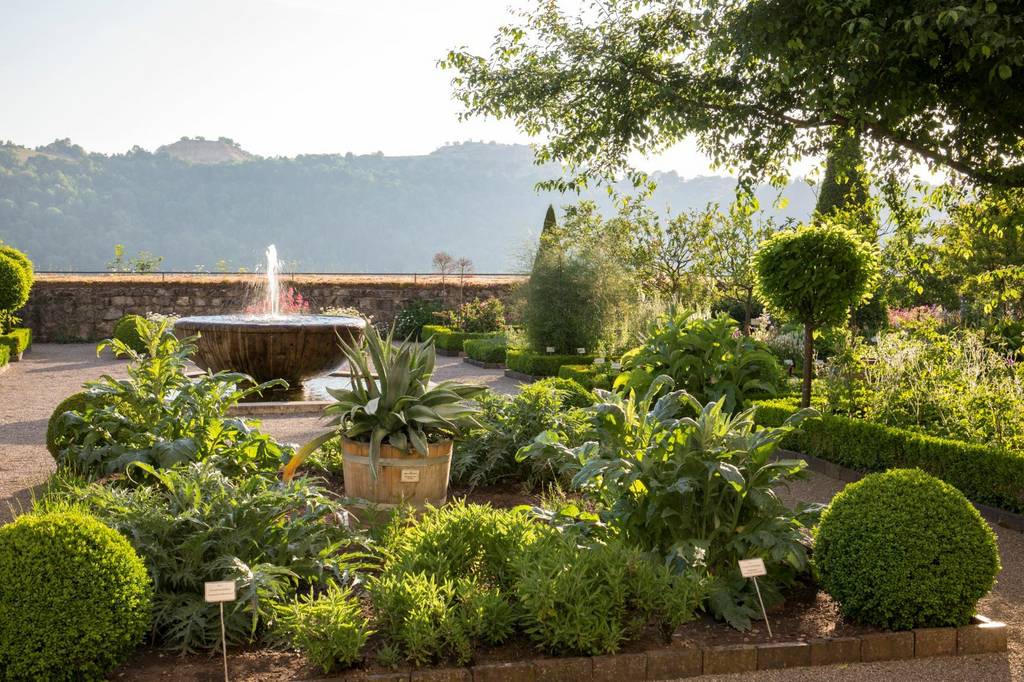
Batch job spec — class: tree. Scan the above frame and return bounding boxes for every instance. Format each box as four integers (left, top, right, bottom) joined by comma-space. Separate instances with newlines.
442, 1, 1024, 190
0, 252, 31, 332
755, 223, 879, 407
815, 130, 874, 241
703, 203, 782, 334
432, 251, 455, 286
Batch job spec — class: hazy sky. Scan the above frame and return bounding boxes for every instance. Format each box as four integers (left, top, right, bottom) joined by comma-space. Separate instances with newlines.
0, 0, 722, 177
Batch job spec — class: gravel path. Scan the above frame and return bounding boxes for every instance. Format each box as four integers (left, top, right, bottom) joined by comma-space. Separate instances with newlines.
0, 343, 1018, 680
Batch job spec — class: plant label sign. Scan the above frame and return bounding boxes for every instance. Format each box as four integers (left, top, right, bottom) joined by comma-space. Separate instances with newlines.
546, 346, 556, 354
738, 558, 767, 578
593, 357, 606, 365
401, 469, 420, 483
611, 361, 621, 371
577, 347, 586, 354
204, 580, 236, 603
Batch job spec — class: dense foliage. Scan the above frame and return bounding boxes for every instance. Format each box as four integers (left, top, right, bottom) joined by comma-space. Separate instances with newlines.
51, 322, 288, 478
0, 251, 31, 332
112, 314, 150, 354
274, 585, 372, 674
394, 300, 441, 340
814, 469, 1000, 630
521, 381, 819, 629
505, 349, 599, 377
41, 463, 367, 654
616, 310, 784, 411
463, 335, 507, 364
433, 297, 506, 333
0, 511, 152, 681
452, 377, 592, 488
443, 1, 1024, 190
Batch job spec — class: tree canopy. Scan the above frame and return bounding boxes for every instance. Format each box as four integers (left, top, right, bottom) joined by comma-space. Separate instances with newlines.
442, 0, 1024, 190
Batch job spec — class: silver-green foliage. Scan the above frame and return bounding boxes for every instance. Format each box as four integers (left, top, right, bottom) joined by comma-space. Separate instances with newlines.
520, 378, 819, 629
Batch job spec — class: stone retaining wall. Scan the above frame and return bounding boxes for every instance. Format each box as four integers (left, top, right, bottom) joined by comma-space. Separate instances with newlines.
21, 274, 522, 342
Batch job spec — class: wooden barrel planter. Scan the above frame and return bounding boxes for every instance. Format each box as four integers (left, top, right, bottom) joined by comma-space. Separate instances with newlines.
340, 438, 452, 508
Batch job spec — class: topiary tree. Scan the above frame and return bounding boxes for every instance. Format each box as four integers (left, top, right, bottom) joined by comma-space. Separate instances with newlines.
0, 244, 34, 288
755, 223, 879, 407
814, 469, 1001, 630
0, 252, 31, 333
47, 391, 105, 458
0, 511, 152, 680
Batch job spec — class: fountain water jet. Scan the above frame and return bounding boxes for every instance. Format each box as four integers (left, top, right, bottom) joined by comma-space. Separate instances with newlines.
174, 246, 364, 387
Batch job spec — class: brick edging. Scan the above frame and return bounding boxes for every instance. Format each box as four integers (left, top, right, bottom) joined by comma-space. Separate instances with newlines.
780, 449, 1024, 533
463, 357, 505, 370
307, 615, 1007, 681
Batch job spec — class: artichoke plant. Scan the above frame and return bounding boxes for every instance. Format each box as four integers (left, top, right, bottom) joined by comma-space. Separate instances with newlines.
283, 324, 486, 481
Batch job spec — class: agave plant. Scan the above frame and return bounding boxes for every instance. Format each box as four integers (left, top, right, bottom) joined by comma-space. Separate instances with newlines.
283, 325, 486, 480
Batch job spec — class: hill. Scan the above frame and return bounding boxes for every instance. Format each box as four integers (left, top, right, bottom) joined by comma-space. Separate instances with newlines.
0, 139, 816, 272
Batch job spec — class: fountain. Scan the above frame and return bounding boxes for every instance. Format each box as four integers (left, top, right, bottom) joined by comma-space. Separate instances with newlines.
174, 245, 365, 388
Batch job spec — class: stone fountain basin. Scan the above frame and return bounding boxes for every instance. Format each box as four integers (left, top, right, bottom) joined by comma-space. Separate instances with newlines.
173, 314, 365, 385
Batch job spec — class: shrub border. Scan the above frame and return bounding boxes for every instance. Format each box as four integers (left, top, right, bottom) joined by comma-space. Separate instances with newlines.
505, 348, 598, 378
754, 399, 1024, 515
422, 325, 501, 355
304, 615, 1007, 681
0, 327, 32, 361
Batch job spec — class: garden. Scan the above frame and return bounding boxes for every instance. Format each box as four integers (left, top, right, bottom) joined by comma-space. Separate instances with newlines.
2, 1, 1024, 680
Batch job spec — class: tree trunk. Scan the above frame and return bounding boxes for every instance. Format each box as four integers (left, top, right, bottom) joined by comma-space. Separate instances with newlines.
802, 323, 814, 408
742, 293, 753, 336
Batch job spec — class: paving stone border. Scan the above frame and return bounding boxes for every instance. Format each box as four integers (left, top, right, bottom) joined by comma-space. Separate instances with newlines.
305, 616, 1007, 681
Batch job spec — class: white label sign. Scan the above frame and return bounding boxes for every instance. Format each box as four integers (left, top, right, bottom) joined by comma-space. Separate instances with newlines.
577, 347, 586, 354
611, 361, 622, 371
204, 580, 237, 603
738, 558, 767, 578
593, 357, 606, 365
546, 346, 556, 354
400, 469, 420, 483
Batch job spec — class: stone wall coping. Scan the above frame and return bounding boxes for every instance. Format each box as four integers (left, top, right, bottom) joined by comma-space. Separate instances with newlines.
301, 616, 1008, 681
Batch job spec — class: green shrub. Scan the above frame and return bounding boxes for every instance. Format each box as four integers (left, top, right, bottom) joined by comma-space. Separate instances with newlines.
453, 382, 591, 487
0, 244, 34, 287
372, 503, 531, 665
814, 469, 1001, 630
421, 324, 499, 352
0, 511, 152, 681
464, 335, 507, 364
0, 345, 8, 368
56, 320, 288, 479
47, 391, 106, 457
754, 398, 1024, 512
274, 584, 372, 674
394, 300, 441, 340
520, 385, 819, 629
435, 297, 507, 333
558, 363, 615, 390
0, 327, 31, 358
616, 311, 784, 411
506, 348, 597, 377
113, 314, 150, 354
514, 530, 705, 655
0, 252, 31, 332
40, 462, 369, 654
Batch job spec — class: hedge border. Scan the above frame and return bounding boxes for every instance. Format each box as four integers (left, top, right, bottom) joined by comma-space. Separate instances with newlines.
505, 349, 597, 378
0, 345, 9, 370
305, 615, 1007, 681
0, 327, 32, 361
464, 336, 507, 365
754, 399, 1024, 515
557, 363, 615, 390
421, 325, 501, 354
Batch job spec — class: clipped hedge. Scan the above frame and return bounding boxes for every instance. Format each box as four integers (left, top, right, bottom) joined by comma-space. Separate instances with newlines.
464, 336, 507, 364
755, 398, 1024, 513
0, 327, 32, 359
421, 325, 500, 353
0, 345, 9, 369
0, 511, 152, 681
814, 469, 1000, 630
557, 363, 616, 390
506, 349, 597, 378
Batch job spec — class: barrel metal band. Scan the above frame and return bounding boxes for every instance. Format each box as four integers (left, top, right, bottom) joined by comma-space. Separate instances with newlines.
343, 453, 451, 468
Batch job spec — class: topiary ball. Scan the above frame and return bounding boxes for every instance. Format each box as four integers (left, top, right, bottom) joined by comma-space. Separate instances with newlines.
46, 391, 100, 459
814, 469, 1000, 630
113, 314, 150, 355
0, 252, 31, 313
0, 511, 152, 680
0, 244, 34, 288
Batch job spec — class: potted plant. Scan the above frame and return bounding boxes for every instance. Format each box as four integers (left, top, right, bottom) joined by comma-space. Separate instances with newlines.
282, 325, 485, 507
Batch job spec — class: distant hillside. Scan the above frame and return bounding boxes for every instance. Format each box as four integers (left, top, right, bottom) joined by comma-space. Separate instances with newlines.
0, 139, 816, 272
155, 137, 254, 164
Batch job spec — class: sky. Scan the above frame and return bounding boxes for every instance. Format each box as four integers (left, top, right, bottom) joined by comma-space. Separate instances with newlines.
0, 0, 724, 178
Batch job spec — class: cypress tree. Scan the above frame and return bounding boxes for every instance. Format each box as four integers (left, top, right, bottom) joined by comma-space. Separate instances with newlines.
816, 130, 873, 242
